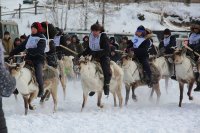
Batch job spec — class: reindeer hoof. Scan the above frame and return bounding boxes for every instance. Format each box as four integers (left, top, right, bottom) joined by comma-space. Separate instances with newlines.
29, 105, 36, 110
179, 104, 182, 107
25, 108, 28, 115
189, 96, 193, 100
98, 105, 104, 108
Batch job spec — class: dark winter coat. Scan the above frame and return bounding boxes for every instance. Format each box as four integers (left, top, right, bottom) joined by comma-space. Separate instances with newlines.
46, 40, 58, 68
10, 33, 46, 64
80, 33, 110, 58
0, 43, 16, 133
82, 41, 89, 50
159, 36, 176, 55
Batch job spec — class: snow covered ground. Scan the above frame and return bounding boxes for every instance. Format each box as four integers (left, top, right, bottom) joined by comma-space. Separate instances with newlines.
2, 79, 200, 133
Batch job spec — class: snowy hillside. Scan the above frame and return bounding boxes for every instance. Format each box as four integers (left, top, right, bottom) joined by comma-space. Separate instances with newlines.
3, 79, 200, 133
1, 0, 200, 35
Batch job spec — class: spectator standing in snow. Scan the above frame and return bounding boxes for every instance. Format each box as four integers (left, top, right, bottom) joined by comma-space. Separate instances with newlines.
2, 31, 14, 56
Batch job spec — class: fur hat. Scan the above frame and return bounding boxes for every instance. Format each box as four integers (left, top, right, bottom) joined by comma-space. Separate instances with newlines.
31, 22, 43, 33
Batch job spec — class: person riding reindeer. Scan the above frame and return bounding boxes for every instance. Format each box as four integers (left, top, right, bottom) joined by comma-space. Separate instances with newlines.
78, 22, 111, 96
9, 22, 46, 97
159, 28, 176, 80
127, 25, 153, 87
187, 24, 200, 91
41, 22, 58, 68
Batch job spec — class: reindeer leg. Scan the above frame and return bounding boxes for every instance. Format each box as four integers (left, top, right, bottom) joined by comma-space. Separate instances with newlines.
97, 92, 103, 108
149, 87, 154, 101
28, 92, 36, 110
112, 92, 117, 107
60, 75, 66, 100
187, 81, 194, 100
51, 89, 58, 113
23, 96, 29, 115
165, 77, 169, 94
132, 85, 137, 102
81, 93, 88, 112
125, 84, 131, 106
116, 87, 123, 108
179, 82, 184, 107
154, 83, 161, 104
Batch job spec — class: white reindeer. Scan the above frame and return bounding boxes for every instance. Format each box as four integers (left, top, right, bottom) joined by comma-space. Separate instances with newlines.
152, 56, 170, 93
57, 56, 75, 100
121, 56, 161, 105
173, 49, 194, 107
78, 56, 124, 111
6, 62, 59, 115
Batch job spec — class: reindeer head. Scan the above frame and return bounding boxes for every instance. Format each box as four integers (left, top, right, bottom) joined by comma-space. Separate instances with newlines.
121, 54, 132, 67
74, 56, 92, 73
5, 61, 25, 77
173, 48, 187, 64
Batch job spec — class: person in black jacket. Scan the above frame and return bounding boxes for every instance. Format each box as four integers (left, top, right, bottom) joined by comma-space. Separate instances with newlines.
82, 35, 89, 50
10, 22, 46, 97
78, 22, 111, 96
130, 25, 152, 87
159, 29, 176, 80
41, 22, 58, 68
188, 24, 200, 91
109, 37, 119, 49
159, 29, 176, 55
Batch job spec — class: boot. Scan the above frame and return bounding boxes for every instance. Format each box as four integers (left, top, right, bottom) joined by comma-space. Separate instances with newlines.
103, 84, 110, 95
194, 82, 200, 92
89, 91, 95, 96
146, 75, 153, 88
171, 75, 176, 80
171, 64, 176, 80
37, 89, 44, 97
13, 89, 19, 95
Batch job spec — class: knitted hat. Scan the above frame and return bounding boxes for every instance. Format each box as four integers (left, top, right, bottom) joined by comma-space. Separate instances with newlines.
31, 22, 43, 33
136, 25, 145, 32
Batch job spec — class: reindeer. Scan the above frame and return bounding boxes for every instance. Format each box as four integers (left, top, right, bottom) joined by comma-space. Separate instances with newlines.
78, 56, 123, 111
151, 56, 170, 94
6, 62, 59, 115
121, 56, 161, 105
173, 49, 195, 107
57, 56, 75, 100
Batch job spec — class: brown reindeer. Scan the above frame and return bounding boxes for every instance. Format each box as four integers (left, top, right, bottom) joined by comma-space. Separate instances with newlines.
173, 49, 195, 107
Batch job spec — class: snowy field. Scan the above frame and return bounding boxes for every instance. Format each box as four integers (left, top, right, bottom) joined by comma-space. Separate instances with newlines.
2, 79, 200, 133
